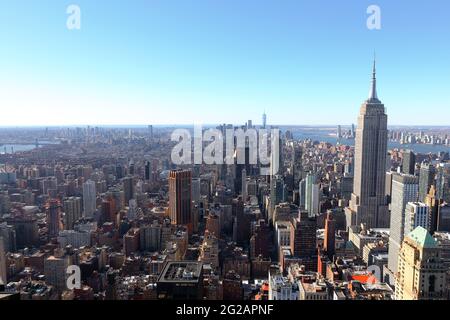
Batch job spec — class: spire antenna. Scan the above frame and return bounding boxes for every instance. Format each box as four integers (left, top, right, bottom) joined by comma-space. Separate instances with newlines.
368, 53, 378, 101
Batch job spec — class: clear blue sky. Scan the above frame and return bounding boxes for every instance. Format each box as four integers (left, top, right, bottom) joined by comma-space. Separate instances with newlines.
0, 0, 449, 126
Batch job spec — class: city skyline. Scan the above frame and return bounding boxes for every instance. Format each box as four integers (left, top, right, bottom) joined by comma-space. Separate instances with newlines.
2, 0, 450, 309
1, 0, 450, 126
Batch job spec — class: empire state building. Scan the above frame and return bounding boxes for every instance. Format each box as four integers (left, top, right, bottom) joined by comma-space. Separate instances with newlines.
346, 59, 389, 229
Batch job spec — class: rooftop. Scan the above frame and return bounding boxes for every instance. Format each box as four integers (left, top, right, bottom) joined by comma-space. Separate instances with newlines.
158, 261, 203, 283
407, 226, 437, 248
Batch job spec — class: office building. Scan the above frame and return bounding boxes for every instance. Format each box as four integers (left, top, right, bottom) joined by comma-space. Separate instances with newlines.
396, 226, 447, 300
290, 210, 317, 270
419, 163, 435, 203
324, 211, 336, 259
388, 173, 419, 275
44, 254, 71, 292
83, 180, 96, 218
404, 202, 430, 236
169, 170, 193, 230
305, 173, 320, 217
157, 261, 203, 300
46, 199, 62, 240
122, 176, 134, 204
63, 197, 82, 230
347, 60, 389, 228
402, 150, 416, 175
0, 237, 7, 285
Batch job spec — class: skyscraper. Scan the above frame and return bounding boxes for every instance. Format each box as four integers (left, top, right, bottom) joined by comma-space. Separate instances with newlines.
262, 111, 267, 129
83, 179, 97, 218
148, 125, 153, 140
145, 161, 151, 181
122, 176, 134, 204
290, 210, 317, 271
401, 150, 416, 175
63, 196, 82, 230
419, 163, 436, 203
298, 179, 306, 209
304, 173, 320, 218
324, 210, 336, 259
241, 169, 247, 201
387, 173, 419, 275
46, 199, 62, 240
169, 170, 192, 230
347, 59, 389, 229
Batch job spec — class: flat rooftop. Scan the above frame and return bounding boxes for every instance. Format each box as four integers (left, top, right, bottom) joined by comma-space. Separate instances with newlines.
158, 261, 203, 283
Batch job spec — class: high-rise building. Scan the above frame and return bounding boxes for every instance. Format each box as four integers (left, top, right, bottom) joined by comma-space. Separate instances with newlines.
233, 197, 251, 247
298, 179, 306, 209
305, 173, 320, 217
127, 199, 137, 220
241, 169, 247, 201
122, 176, 134, 204
425, 185, 443, 233
199, 232, 219, 270
396, 226, 447, 300
63, 197, 82, 230
435, 164, 450, 202
290, 210, 317, 270
148, 125, 153, 140
262, 111, 267, 129
337, 125, 342, 139
350, 123, 355, 138
82, 179, 96, 218
7, 216, 39, 249
0, 223, 16, 252
419, 163, 435, 203
0, 237, 7, 285
347, 59, 389, 229
404, 202, 430, 236
128, 158, 135, 175
140, 221, 162, 252
324, 210, 336, 259
123, 228, 140, 256
101, 197, 116, 224
144, 161, 151, 181
191, 178, 201, 203
44, 253, 71, 292
169, 170, 192, 230
46, 199, 62, 240
250, 220, 270, 259
387, 173, 419, 275
269, 176, 283, 222
402, 150, 416, 175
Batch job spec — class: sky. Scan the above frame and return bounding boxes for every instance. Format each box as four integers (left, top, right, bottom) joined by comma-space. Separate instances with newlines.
0, 0, 449, 126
